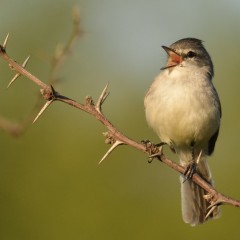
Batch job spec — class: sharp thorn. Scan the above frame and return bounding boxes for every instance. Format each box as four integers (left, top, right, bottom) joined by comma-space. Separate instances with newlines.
22, 55, 30, 67
2, 33, 10, 49
196, 149, 202, 164
7, 73, 20, 88
100, 82, 109, 102
98, 140, 123, 165
32, 100, 54, 124
207, 199, 222, 210
50, 85, 57, 96
205, 205, 217, 220
96, 83, 109, 112
7, 56, 30, 88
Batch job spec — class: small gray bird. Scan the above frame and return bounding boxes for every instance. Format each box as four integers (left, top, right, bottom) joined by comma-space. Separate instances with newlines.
144, 38, 221, 226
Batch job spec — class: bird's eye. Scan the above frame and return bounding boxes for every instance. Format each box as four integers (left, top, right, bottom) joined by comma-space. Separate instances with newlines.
186, 51, 196, 58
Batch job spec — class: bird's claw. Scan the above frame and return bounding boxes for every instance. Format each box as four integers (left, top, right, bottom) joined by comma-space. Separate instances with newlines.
183, 161, 197, 180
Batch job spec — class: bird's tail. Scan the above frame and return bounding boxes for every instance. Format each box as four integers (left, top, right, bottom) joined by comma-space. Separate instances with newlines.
180, 155, 220, 226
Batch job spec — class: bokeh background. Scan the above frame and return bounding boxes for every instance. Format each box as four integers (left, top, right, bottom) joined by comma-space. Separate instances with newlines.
0, 0, 240, 239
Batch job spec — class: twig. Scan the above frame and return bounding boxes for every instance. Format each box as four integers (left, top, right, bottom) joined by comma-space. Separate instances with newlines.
0, 7, 82, 135
0, 116, 24, 137
48, 6, 82, 84
0, 33, 240, 213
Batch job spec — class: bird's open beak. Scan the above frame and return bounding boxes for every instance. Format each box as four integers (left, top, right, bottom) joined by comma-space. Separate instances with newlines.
161, 46, 183, 70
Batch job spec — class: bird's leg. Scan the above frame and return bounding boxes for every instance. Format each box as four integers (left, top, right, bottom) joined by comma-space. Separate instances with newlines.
184, 149, 202, 180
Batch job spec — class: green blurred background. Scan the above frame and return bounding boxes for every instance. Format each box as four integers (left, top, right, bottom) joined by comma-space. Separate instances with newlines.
0, 0, 240, 239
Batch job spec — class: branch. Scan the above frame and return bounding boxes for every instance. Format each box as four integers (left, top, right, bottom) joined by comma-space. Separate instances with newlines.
0, 7, 82, 135
47, 6, 83, 85
0, 116, 25, 137
0, 33, 239, 215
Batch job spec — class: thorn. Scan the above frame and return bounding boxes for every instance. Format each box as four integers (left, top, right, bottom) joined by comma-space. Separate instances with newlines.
205, 205, 218, 220
32, 99, 54, 124
2, 33, 10, 50
22, 55, 30, 67
207, 199, 222, 210
98, 140, 123, 165
7, 56, 30, 88
196, 149, 202, 164
7, 73, 20, 88
96, 83, 109, 113
50, 85, 57, 96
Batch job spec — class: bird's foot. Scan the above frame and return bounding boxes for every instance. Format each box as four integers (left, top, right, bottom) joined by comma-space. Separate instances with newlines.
183, 150, 202, 180
183, 160, 197, 180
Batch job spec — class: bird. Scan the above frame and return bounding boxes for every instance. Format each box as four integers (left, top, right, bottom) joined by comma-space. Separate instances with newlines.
144, 38, 221, 226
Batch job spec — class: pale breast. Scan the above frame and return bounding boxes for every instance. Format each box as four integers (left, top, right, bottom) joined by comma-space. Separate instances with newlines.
145, 68, 220, 148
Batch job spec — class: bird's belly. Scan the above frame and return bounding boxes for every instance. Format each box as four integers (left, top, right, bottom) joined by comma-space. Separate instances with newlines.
145, 81, 219, 148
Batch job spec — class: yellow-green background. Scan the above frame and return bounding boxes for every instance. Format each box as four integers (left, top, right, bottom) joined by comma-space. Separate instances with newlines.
0, 0, 240, 239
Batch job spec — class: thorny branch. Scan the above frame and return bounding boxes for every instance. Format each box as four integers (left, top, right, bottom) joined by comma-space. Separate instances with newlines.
0, 7, 82, 136
0, 29, 240, 216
